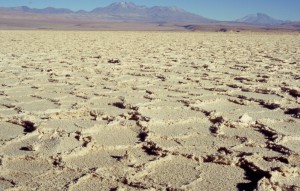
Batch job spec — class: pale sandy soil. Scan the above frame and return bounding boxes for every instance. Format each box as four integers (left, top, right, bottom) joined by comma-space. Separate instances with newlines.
0, 31, 299, 191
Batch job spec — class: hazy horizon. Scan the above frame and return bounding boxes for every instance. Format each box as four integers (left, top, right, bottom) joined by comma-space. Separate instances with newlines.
0, 0, 300, 21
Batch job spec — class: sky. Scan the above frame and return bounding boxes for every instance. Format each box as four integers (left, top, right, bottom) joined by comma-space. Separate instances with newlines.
0, 0, 299, 21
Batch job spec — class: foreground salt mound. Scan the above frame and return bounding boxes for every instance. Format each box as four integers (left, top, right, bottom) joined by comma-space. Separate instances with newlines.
239, 113, 254, 124
0, 31, 299, 190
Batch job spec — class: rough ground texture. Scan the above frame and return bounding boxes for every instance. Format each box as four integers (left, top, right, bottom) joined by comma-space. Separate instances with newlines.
0, 31, 299, 191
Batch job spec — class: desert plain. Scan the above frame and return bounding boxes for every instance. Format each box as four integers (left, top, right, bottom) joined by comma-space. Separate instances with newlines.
0, 30, 299, 191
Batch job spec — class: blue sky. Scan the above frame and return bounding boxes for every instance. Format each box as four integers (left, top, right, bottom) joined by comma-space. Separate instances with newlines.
0, 0, 299, 21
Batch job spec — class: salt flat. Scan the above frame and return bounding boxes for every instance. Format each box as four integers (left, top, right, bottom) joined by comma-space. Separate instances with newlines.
0, 30, 299, 191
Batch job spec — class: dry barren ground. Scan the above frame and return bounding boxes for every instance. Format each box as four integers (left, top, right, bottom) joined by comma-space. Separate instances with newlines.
0, 31, 300, 191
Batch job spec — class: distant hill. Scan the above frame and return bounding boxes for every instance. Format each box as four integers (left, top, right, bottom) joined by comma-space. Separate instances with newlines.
280, 22, 300, 28
0, 6, 73, 14
236, 13, 286, 25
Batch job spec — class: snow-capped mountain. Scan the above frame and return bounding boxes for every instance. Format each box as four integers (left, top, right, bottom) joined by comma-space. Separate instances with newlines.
236, 13, 285, 25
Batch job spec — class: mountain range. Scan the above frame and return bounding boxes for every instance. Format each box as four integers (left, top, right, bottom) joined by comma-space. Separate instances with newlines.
0, 2, 212, 23
0, 2, 298, 30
